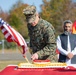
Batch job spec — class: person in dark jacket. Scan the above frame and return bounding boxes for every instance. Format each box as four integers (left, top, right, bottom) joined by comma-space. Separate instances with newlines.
57, 20, 76, 64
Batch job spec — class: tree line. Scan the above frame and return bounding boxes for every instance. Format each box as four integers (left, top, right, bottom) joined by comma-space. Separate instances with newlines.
0, 0, 76, 40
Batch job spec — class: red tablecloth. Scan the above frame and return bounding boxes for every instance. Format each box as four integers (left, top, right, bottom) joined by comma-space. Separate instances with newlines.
0, 65, 76, 75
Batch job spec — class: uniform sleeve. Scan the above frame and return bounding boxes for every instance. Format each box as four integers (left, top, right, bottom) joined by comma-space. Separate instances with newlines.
37, 25, 56, 59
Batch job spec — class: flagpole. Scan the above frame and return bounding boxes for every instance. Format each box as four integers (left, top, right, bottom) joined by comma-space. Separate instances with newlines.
13, 41, 30, 63
17, 46, 30, 63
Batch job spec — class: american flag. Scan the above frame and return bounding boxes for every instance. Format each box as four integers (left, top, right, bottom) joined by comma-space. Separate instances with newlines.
0, 18, 28, 55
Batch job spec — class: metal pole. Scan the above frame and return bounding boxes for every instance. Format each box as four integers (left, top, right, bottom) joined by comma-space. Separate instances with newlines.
2, 40, 4, 54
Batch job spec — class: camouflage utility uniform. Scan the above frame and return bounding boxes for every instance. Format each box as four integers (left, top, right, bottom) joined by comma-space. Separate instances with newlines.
27, 18, 57, 62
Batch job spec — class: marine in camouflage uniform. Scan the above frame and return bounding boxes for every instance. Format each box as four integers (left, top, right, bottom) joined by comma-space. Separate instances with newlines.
23, 5, 57, 62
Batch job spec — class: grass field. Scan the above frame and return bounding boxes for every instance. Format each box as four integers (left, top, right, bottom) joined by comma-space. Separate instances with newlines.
0, 60, 26, 71
0, 49, 26, 71
0, 48, 32, 72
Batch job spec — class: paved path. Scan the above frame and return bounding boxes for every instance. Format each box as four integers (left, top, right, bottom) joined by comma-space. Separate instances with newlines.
0, 51, 31, 61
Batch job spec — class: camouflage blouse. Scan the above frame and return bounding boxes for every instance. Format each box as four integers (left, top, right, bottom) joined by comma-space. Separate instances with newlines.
27, 18, 57, 62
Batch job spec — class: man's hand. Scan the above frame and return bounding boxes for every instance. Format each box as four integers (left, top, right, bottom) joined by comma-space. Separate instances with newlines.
67, 52, 74, 59
31, 53, 38, 60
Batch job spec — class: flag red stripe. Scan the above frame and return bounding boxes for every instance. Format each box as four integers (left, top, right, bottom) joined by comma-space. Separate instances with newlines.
8, 26, 20, 45
4, 31, 8, 35
0, 26, 4, 29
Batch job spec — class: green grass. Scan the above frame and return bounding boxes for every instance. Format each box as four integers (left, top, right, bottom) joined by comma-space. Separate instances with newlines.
0, 60, 26, 71
0, 49, 31, 71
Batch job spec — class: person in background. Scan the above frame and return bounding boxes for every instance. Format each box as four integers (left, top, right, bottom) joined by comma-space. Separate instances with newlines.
56, 20, 76, 64
23, 5, 57, 62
